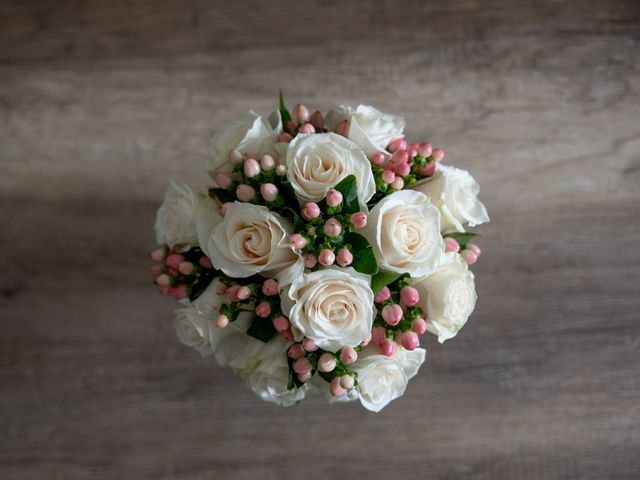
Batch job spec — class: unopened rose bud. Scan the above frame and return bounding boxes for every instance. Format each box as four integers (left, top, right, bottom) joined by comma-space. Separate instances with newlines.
226, 284, 240, 301
401, 331, 419, 350
288, 343, 305, 359
199, 256, 213, 269
412, 317, 427, 335
165, 254, 183, 270
371, 326, 387, 345
156, 274, 170, 287
297, 371, 313, 382
382, 170, 395, 184
391, 176, 404, 190
220, 202, 234, 216
396, 162, 411, 177
293, 357, 312, 375
286, 120, 298, 135
302, 337, 318, 352
391, 149, 409, 166
170, 285, 188, 300
468, 244, 482, 256
374, 286, 391, 303
292, 103, 310, 123
237, 286, 251, 300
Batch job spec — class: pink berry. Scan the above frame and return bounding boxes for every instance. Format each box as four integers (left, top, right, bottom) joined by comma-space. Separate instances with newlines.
334, 120, 349, 137
260, 154, 276, 171
260, 183, 279, 202
323, 218, 342, 237
412, 318, 427, 335
336, 248, 353, 267
261, 279, 279, 296
310, 110, 325, 129
214, 172, 232, 188
396, 162, 411, 177
215, 282, 227, 295
277, 133, 293, 143
156, 274, 170, 287
276, 164, 287, 176
302, 337, 318, 352
273, 315, 290, 333
371, 152, 386, 165
293, 357, 312, 375
382, 170, 395, 184
288, 343, 305, 360
361, 333, 372, 347
150, 248, 165, 262
391, 177, 404, 190
236, 184, 255, 202
292, 103, 310, 123
382, 304, 403, 326
226, 284, 240, 301
374, 286, 391, 303
158, 285, 170, 296
401, 331, 419, 350
282, 328, 294, 342
461, 249, 478, 265
178, 261, 194, 276
298, 123, 315, 134
371, 326, 387, 345
400, 286, 420, 307
215, 315, 229, 328
380, 339, 397, 357
339, 375, 355, 390
330, 377, 346, 397
237, 286, 251, 300
228, 149, 244, 164
391, 149, 409, 166
151, 264, 162, 277
297, 371, 313, 383
303, 253, 317, 268
326, 189, 343, 207
418, 142, 432, 157
318, 249, 335, 266
340, 346, 358, 364
290, 233, 307, 249
350, 212, 367, 229
432, 148, 445, 161
444, 237, 460, 253
387, 138, 407, 153
165, 254, 183, 270
170, 285, 188, 300
243, 158, 261, 178
255, 302, 271, 318
286, 120, 297, 134
318, 353, 336, 373
424, 162, 436, 176
302, 202, 321, 219
199, 256, 213, 269
468, 244, 482, 256
220, 202, 233, 216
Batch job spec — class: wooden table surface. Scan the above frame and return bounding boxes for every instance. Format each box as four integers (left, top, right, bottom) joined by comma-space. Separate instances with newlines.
1, 1, 639, 478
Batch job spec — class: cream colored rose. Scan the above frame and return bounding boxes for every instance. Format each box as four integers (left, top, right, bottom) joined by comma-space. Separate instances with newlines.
363, 190, 444, 277
281, 268, 375, 352
285, 133, 375, 209
352, 345, 426, 412
200, 202, 303, 285
325, 104, 405, 155
205, 111, 281, 174
411, 252, 477, 343
412, 163, 489, 233
155, 181, 211, 252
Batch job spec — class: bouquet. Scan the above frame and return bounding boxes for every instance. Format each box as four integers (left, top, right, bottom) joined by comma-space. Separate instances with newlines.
150, 95, 489, 412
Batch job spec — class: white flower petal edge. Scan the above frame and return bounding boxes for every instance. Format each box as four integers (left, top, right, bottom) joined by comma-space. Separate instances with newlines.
412, 163, 489, 233
155, 181, 209, 252
285, 133, 375, 210
352, 346, 426, 412
281, 267, 375, 352
205, 111, 281, 175
200, 202, 303, 284
325, 104, 406, 152
411, 252, 477, 343
363, 189, 445, 277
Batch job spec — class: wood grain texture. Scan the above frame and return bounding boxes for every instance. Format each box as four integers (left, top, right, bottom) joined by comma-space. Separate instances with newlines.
1, 1, 639, 479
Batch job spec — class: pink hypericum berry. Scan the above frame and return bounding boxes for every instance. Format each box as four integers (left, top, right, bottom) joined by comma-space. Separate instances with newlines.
260, 154, 276, 171
391, 149, 409, 166
336, 248, 353, 267
380, 339, 397, 357
255, 302, 271, 318
318, 249, 336, 266
273, 315, 290, 332
401, 331, 419, 350
423, 162, 436, 176
339, 375, 355, 390
382, 170, 396, 184
170, 285, 188, 300
290, 233, 307, 249
243, 158, 261, 178
236, 184, 255, 202
418, 142, 432, 157
156, 274, 170, 287
350, 212, 367, 229
330, 377, 346, 397
371, 152, 386, 165
199, 256, 213, 269
298, 123, 315, 134
361, 333, 372, 347
158, 285, 170, 296
293, 357, 312, 375
215, 282, 227, 295
323, 218, 342, 237
445, 237, 461, 253
214, 172, 232, 188
391, 177, 404, 190
396, 162, 411, 177
220, 202, 234, 216
288, 343, 305, 360
282, 328, 294, 342
382, 304, 404, 326
215, 314, 229, 328
302, 337, 318, 352
400, 286, 420, 307
293, 103, 310, 123
165, 254, 183, 270
228, 149, 244, 164
303, 253, 317, 268
383, 161, 395, 171
151, 264, 162, 277
334, 120, 349, 137
260, 183, 279, 202
371, 326, 387, 345
326, 189, 343, 207
468, 244, 482, 256
461, 249, 478, 265
226, 284, 241, 301
286, 120, 297, 134
297, 371, 313, 382
412, 317, 427, 335
277, 133, 293, 143
237, 286, 251, 300
374, 286, 391, 303
387, 138, 407, 153
340, 346, 358, 364
302, 202, 321, 219
318, 353, 336, 373
261, 279, 279, 296
150, 248, 165, 262
432, 148, 445, 161
310, 110, 325, 129
276, 164, 287, 176
178, 261, 194, 276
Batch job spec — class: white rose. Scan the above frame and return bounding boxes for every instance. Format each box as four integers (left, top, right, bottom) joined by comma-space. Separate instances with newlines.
410, 252, 477, 343
352, 345, 426, 412
325, 104, 405, 155
412, 163, 489, 233
363, 190, 444, 277
174, 280, 253, 364
155, 181, 208, 251
281, 267, 375, 352
245, 335, 309, 407
200, 202, 303, 285
205, 111, 281, 174
285, 133, 375, 209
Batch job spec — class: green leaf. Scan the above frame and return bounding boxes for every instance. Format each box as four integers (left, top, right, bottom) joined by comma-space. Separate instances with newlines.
282, 207, 304, 232
279, 90, 292, 126
188, 269, 216, 301
370, 271, 402, 294
443, 231, 479, 250
246, 316, 277, 343
344, 232, 378, 275
333, 174, 360, 214
210, 187, 234, 204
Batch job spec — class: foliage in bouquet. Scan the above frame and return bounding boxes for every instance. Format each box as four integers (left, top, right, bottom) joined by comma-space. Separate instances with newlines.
150, 94, 489, 412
